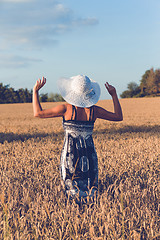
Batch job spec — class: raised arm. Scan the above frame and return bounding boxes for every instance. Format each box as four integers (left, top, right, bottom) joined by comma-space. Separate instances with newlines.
33, 77, 66, 118
95, 82, 123, 121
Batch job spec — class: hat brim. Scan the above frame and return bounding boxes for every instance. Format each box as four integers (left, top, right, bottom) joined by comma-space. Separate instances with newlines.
58, 76, 101, 108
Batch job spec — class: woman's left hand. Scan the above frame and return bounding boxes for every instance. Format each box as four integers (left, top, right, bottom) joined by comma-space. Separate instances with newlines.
105, 82, 116, 96
33, 76, 46, 92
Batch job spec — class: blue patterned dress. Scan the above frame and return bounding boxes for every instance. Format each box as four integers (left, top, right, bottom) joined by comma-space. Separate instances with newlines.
60, 106, 98, 203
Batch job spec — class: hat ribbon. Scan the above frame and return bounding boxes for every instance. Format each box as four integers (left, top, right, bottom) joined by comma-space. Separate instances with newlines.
84, 88, 95, 100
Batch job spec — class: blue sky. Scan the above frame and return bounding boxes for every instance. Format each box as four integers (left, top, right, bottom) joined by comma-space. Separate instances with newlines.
0, 0, 160, 99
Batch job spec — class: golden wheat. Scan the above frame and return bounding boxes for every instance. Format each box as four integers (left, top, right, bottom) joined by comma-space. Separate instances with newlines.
0, 98, 160, 240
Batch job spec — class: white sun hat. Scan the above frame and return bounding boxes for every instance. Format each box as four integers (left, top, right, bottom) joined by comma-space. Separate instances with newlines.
58, 75, 101, 108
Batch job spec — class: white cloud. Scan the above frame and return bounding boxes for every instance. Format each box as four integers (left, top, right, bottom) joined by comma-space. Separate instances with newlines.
0, 0, 98, 50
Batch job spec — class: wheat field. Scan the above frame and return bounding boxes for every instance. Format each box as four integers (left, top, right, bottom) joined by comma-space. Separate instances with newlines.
0, 97, 160, 240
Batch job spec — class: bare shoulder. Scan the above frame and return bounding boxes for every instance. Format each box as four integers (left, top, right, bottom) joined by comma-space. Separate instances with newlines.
63, 103, 73, 119
61, 103, 72, 112
65, 103, 72, 110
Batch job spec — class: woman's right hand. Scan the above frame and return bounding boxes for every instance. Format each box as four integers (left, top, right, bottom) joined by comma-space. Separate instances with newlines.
33, 76, 46, 92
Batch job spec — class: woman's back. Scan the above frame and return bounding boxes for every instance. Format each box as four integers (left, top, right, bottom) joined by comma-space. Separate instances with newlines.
63, 104, 95, 122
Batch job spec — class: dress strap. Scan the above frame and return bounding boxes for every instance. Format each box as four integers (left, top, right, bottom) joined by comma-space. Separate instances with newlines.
70, 105, 94, 121
89, 106, 94, 121
71, 105, 77, 120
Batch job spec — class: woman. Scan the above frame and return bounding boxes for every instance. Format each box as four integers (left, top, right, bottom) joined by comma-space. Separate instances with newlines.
33, 75, 123, 203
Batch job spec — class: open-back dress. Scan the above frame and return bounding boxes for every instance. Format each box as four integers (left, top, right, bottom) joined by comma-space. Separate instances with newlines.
60, 105, 98, 203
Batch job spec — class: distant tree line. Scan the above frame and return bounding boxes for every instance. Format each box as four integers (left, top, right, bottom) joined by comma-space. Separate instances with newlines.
120, 68, 160, 98
0, 83, 64, 103
39, 92, 64, 103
